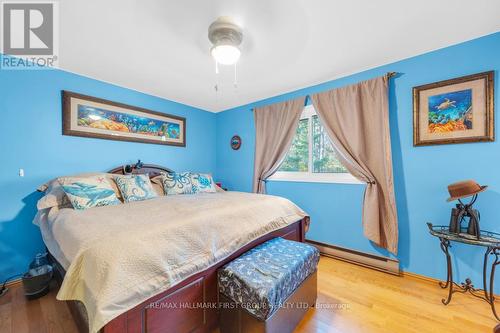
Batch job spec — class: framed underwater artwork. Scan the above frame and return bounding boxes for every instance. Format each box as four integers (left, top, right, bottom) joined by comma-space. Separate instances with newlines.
62, 91, 186, 146
413, 71, 494, 146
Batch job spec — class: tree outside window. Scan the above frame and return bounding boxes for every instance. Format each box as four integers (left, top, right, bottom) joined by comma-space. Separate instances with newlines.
278, 107, 348, 174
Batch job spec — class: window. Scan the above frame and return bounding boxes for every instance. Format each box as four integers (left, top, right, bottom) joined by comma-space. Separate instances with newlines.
270, 105, 361, 184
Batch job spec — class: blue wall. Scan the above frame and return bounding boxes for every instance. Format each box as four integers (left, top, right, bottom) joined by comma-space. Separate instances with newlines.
0, 65, 216, 281
216, 32, 500, 286
2, 32, 499, 288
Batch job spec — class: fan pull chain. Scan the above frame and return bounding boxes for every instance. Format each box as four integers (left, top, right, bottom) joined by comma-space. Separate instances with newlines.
233, 63, 238, 89
214, 59, 220, 104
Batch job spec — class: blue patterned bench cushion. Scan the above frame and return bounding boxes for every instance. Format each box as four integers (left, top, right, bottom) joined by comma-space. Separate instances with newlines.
218, 237, 320, 320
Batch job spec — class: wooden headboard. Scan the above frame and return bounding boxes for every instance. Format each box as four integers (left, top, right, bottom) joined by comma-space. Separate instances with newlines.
108, 163, 173, 179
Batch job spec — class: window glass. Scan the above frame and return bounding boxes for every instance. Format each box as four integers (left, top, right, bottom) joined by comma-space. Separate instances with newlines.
279, 118, 309, 172
312, 115, 348, 173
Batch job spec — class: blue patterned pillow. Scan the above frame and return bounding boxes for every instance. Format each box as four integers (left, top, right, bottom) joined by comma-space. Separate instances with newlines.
113, 174, 158, 202
161, 172, 194, 195
190, 173, 216, 193
58, 176, 121, 210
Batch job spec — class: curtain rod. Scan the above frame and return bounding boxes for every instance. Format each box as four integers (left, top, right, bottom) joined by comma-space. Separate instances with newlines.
250, 72, 398, 111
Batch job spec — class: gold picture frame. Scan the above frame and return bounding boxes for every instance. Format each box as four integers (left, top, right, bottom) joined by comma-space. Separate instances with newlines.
413, 71, 494, 146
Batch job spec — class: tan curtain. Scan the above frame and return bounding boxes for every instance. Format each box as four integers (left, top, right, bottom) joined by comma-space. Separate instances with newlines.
311, 76, 398, 254
253, 97, 306, 194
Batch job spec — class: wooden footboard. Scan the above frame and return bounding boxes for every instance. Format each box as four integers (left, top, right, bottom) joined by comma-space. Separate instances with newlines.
102, 217, 308, 333
55, 217, 309, 333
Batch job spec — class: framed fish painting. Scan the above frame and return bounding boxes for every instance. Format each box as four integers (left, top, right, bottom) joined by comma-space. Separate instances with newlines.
413, 71, 494, 146
62, 91, 186, 147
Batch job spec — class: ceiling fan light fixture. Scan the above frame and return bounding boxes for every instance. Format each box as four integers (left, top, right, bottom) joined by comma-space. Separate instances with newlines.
208, 17, 243, 66
210, 44, 241, 65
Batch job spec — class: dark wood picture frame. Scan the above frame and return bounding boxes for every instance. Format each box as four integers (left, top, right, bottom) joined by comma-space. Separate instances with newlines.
413, 71, 494, 146
62, 91, 186, 147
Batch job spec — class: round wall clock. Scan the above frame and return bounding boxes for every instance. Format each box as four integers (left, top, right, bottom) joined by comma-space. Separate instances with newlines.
230, 135, 242, 150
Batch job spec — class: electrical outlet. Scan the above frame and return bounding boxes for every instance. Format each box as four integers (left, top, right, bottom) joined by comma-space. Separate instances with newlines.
19, 169, 25, 177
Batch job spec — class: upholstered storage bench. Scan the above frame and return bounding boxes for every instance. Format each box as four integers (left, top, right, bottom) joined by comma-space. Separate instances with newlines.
218, 237, 320, 333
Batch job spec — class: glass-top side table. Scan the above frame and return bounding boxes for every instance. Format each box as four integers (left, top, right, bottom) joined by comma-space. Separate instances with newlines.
427, 223, 500, 320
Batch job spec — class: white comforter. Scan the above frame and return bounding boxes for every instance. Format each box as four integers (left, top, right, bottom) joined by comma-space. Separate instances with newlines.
36, 191, 306, 333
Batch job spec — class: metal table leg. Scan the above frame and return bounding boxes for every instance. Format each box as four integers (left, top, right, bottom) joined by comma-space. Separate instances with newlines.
484, 247, 492, 301
428, 223, 500, 321
438, 238, 453, 305
486, 247, 500, 321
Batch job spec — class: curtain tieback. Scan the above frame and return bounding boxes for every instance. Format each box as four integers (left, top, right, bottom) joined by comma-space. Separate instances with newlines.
367, 180, 376, 185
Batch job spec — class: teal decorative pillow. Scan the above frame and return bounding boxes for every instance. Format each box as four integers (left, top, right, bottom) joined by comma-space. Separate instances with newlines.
113, 174, 158, 202
161, 172, 194, 195
58, 176, 121, 210
190, 173, 216, 193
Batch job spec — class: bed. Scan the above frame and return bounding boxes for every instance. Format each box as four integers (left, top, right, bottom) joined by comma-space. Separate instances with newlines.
36, 164, 310, 333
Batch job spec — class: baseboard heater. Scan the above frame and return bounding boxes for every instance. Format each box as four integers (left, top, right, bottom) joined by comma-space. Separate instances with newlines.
306, 239, 400, 276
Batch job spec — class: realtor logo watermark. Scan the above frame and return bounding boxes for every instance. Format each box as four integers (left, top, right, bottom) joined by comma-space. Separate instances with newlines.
1, 1, 58, 69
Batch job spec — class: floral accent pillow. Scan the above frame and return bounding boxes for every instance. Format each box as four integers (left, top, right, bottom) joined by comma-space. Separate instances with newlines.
113, 174, 158, 202
58, 176, 121, 210
161, 172, 194, 195
190, 173, 216, 193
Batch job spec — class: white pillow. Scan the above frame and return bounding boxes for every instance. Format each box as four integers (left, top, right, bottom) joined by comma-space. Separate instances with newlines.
190, 173, 216, 193
160, 172, 195, 195
113, 174, 158, 202
37, 173, 123, 210
58, 176, 121, 210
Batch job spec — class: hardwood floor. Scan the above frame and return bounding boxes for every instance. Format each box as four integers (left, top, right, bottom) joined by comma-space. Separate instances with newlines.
0, 280, 78, 333
295, 257, 497, 333
0, 256, 496, 333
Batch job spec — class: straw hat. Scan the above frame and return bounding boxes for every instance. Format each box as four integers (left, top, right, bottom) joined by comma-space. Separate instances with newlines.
446, 180, 488, 202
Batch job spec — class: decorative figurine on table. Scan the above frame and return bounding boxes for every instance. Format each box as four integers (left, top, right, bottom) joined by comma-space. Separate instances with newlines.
447, 180, 487, 239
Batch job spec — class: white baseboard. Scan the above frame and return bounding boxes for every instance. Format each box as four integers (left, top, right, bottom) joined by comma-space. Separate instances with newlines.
306, 239, 400, 275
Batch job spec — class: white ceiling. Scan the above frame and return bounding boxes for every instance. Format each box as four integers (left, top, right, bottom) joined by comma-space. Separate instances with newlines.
59, 0, 500, 112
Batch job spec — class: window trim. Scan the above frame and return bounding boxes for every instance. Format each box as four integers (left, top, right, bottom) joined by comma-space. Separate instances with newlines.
269, 105, 362, 185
